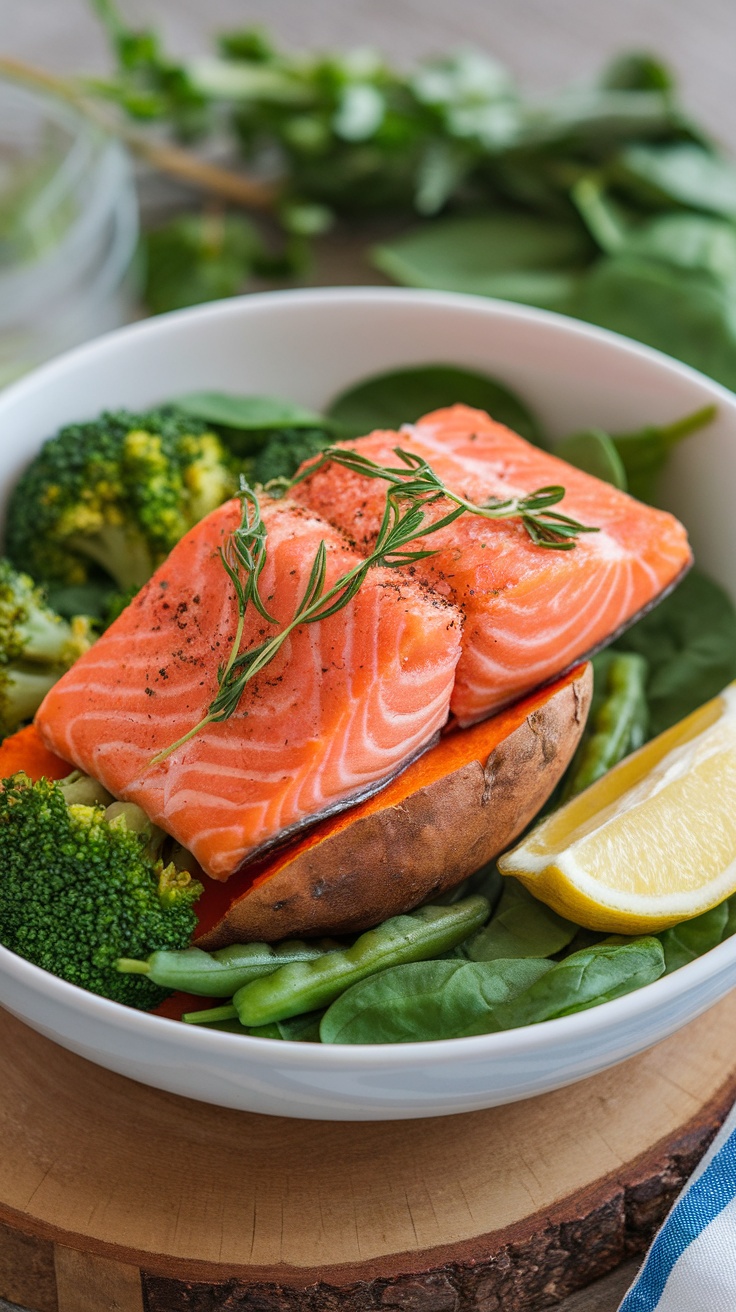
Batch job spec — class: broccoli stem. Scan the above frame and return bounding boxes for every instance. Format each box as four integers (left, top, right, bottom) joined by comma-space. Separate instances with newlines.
67, 525, 154, 592
18, 609, 76, 666
105, 801, 167, 859
182, 1004, 239, 1025
58, 772, 114, 807
1, 666, 59, 726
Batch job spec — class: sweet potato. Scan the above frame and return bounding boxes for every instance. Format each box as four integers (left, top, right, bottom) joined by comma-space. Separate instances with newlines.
0, 725, 71, 782
194, 664, 592, 947
2, 665, 590, 950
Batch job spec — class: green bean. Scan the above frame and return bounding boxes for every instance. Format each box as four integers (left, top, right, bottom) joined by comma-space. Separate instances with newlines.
275, 1012, 324, 1042
209, 1017, 282, 1037
117, 938, 341, 997
562, 651, 648, 799
184, 1008, 324, 1041
233, 895, 491, 1027
183, 1003, 239, 1025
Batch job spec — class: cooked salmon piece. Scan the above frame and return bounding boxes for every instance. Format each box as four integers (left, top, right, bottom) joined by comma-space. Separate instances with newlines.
293, 405, 692, 724
35, 497, 463, 879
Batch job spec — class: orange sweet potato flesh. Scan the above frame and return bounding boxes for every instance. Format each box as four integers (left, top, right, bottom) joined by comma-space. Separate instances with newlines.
1, 664, 590, 951
0, 725, 72, 782
194, 664, 593, 948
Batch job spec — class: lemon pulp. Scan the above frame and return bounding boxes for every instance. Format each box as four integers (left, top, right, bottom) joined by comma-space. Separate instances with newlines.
498, 685, 736, 933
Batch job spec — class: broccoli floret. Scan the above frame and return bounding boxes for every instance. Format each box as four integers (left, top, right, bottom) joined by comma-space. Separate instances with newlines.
103, 586, 140, 629
253, 427, 331, 484
0, 560, 93, 739
0, 773, 202, 1009
5, 407, 237, 592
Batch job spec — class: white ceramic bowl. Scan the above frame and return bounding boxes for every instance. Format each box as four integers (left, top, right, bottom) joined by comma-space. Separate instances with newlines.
0, 288, 735, 1121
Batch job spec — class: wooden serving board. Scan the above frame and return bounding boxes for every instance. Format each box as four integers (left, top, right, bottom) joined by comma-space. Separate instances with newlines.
0, 998, 734, 1312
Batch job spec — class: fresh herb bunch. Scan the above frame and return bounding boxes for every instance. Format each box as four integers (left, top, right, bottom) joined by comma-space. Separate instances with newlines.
89, 6, 690, 222
78, 5, 736, 391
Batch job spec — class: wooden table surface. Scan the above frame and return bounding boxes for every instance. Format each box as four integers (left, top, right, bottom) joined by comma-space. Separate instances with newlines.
3, 2, 735, 1308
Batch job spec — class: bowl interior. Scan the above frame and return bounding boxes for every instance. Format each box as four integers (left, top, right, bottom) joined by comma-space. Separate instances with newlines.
0, 288, 735, 1118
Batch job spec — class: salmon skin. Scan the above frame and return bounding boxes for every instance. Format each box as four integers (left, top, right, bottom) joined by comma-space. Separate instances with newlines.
35, 497, 463, 880
293, 405, 693, 725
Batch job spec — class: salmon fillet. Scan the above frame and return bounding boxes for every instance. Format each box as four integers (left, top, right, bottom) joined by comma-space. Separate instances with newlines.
293, 405, 692, 724
35, 497, 463, 879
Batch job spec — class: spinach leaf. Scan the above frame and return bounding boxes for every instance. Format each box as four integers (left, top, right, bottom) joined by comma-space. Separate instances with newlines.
615, 143, 736, 219
613, 568, 736, 735
174, 392, 326, 432
372, 213, 590, 311
587, 651, 617, 716
658, 903, 730, 974
608, 405, 716, 504
205, 1010, 325, 1040
556, 429, 627, 489
319, 957, 552, 1044
326, 364, 543, 443
623, 213, 736, 281
253, 429, 331, 483
464, 861, 504, 907
561, 927, 607, 956
431, 861, 503, 909
173, 391, 332, 470
95, 15, 736, 416
516, 87, 680, 152
558, 406, 714, 504
463, 877, 577, 961
276, 1011, 324, 1041
210, 1018, 280, 1036
572, 255, 736, 394
487, 937, 665, 1028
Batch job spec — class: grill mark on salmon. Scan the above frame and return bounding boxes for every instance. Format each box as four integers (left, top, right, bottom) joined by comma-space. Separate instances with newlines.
292, 404, 693, 724
36, 497, 463, 879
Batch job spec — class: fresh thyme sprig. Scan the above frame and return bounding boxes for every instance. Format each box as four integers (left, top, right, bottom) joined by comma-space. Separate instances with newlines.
289, 446, 599, 550
151, 452, 597, 765
150, 480, 273, 765
150, 480, 456, 765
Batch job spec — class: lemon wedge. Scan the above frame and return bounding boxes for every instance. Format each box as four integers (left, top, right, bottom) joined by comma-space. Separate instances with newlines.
498, 684, 736, 934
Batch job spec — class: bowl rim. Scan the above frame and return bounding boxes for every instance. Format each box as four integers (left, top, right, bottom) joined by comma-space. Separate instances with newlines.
3, 283, 736, 418
3, 926, 736, 1064
1, 284, 736, 1066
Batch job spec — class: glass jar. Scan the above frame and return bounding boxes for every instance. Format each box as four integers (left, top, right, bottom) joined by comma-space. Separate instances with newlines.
0, 79, 139, 387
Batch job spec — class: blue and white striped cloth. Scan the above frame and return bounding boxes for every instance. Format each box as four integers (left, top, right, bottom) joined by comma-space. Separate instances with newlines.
619, 1103, 736, 1311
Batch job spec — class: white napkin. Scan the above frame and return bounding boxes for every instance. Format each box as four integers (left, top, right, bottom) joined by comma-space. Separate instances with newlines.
618, 1101, 736, 1310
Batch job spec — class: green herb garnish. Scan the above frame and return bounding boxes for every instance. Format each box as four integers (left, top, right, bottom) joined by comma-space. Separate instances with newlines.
151, 453, 596, 764
291, 445, 598, 549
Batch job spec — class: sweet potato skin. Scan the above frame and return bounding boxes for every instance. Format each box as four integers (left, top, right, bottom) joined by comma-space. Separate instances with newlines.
196, 665, 592, 947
